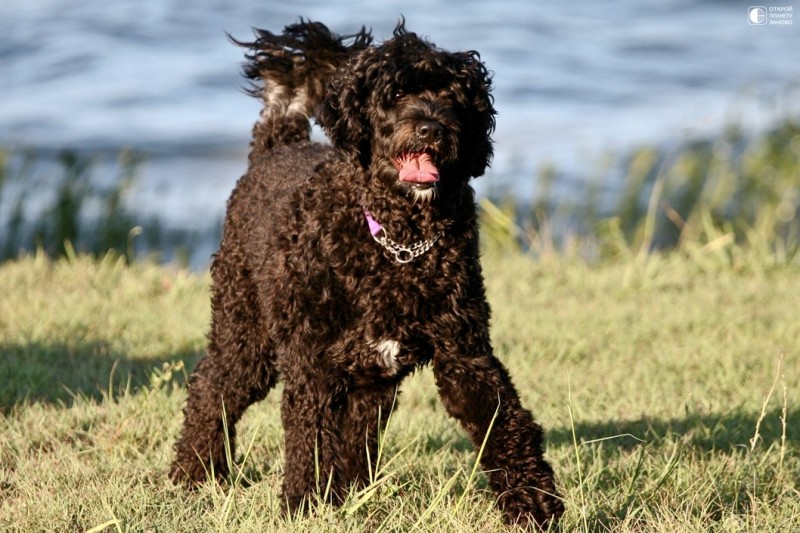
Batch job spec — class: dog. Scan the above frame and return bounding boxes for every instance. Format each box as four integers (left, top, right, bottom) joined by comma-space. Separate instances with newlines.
170, 19, 563, 529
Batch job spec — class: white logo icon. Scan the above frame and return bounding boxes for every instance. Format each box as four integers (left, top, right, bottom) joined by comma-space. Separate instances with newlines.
748, 6, 767, 25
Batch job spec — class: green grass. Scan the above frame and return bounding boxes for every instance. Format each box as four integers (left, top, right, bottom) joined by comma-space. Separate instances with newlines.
1, 250, 798, 532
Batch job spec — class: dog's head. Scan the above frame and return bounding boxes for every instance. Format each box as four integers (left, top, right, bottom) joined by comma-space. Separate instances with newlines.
319, 22, 496, 204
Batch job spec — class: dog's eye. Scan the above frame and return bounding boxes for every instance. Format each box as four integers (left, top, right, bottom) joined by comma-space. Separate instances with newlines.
394, 90, 405, 100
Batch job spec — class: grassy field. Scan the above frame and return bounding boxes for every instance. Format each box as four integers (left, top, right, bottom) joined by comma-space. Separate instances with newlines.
1, 249, 798, 532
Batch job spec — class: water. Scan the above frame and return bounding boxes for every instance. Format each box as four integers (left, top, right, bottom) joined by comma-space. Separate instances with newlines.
1, 0, 799, 242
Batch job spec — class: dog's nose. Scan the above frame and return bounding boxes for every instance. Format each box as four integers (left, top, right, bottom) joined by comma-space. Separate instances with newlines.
416, 121, 443, 144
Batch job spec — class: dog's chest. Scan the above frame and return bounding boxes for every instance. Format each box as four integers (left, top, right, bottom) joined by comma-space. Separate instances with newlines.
326, 251, 467, 381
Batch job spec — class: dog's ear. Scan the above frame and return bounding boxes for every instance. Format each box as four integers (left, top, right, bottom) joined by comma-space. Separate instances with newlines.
318, 48, 378, 165
452, 52, 497, 178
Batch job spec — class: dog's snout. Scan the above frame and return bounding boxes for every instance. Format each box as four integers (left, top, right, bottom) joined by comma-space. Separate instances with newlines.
416, 121, 443, 144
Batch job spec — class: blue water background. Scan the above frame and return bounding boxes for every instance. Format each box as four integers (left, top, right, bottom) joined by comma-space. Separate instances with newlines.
1, 0, 798, 252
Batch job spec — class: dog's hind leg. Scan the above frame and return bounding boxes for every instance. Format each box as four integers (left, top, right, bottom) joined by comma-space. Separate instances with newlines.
170, 247, 278, 485
432, 326, 564, 529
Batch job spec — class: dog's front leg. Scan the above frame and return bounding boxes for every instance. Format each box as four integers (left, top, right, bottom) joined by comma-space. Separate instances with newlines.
280, 375, 347, 513
432, 337, 564, 530
336, 386, 397, 489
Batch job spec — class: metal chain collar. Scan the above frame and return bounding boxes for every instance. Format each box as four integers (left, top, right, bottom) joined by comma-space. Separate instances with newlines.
370, 226, 441, 264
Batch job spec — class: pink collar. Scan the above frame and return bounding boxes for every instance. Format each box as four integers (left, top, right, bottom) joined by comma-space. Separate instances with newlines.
364, 209, 383, 237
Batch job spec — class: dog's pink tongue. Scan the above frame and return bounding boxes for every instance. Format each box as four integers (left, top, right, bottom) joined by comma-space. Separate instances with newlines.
396, 153, 440, 183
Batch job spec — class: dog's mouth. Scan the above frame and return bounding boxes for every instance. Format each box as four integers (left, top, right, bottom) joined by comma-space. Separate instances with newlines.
392, 152, 439, 190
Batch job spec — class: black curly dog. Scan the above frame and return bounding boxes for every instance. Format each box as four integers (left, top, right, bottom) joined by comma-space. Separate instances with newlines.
170, 20, 563, 529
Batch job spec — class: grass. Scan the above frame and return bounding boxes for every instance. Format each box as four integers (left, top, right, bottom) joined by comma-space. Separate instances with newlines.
0, 148, 211, 267
0, 247, 798, 532
4, 117, 799, 267
495, 118, 800, 264
1, 88, 797, 533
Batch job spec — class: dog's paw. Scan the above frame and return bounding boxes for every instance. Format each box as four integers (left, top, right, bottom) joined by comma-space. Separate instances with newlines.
500, 484, 564, 531
169, 460, 212, 487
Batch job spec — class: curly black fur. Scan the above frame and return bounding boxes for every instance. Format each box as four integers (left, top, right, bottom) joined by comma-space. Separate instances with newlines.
171, 19, 563, 529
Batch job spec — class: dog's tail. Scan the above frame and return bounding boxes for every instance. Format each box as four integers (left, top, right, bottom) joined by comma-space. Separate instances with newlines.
230, 20, 372, 156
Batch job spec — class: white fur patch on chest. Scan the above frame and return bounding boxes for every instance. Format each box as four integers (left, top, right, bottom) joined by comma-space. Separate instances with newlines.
375, 339, 401, 372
